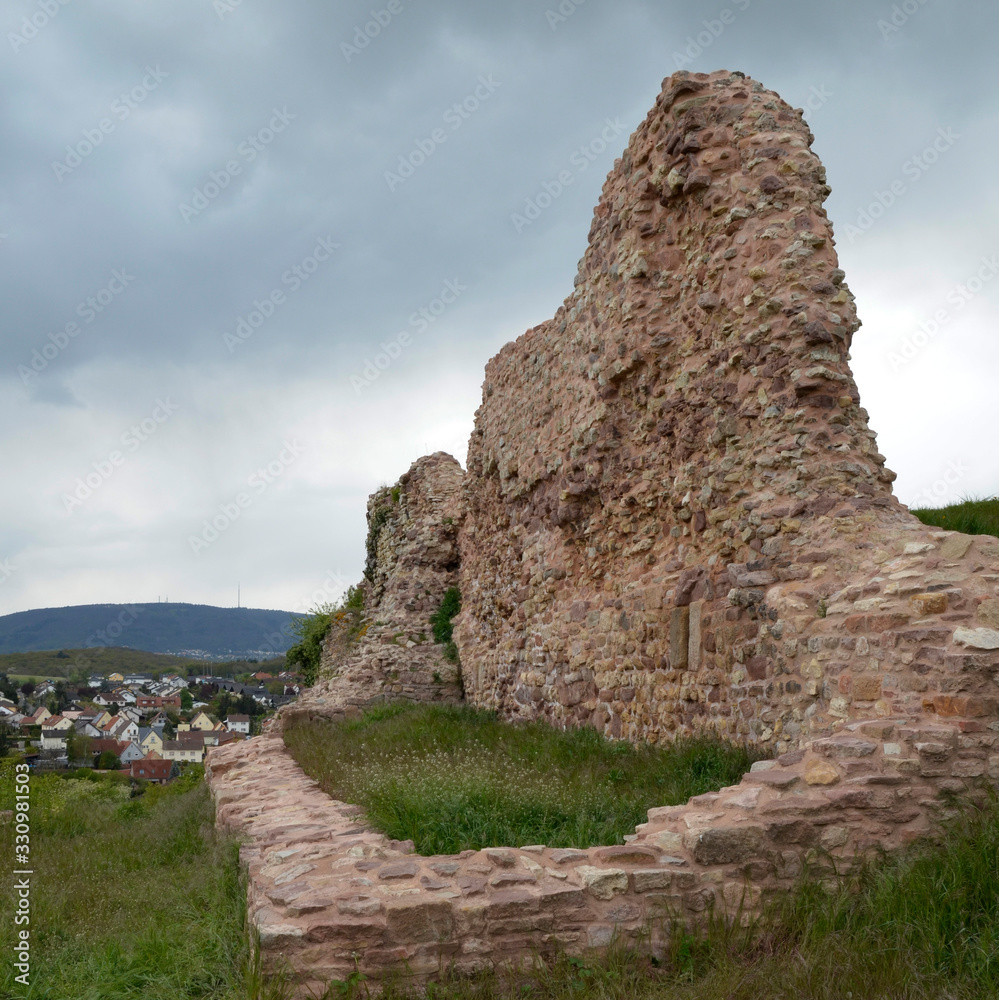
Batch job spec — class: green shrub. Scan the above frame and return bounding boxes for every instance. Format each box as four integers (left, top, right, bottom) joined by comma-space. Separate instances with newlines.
364, 504, 392, 581
284, 704, 765, 855
286, 586, 367, 686
430, 586, 462, 664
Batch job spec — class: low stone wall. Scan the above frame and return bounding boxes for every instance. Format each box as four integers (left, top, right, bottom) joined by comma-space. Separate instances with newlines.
205, 716, 997, 995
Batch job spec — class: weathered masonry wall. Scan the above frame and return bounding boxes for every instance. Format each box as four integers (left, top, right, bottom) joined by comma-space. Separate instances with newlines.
457, 69, 999, 753
207, 717, 999, 996
290, 453, 464, 724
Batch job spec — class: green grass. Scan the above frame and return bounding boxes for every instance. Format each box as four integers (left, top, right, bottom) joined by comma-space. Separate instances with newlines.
0, 648, 197, 683
0, 761, 285, 1000
912, 495, 999, 539
283, 704, 765, 855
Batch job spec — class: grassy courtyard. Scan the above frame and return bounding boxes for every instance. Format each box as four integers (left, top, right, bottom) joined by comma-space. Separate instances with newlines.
283, 703, 765, 855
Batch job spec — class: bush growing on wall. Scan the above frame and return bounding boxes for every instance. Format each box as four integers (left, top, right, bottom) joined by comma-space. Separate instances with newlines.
364, 504, 392, 582
430, 586, 461, 663
286, 586, 367, 685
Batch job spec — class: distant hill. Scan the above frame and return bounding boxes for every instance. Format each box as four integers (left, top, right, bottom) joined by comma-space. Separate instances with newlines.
0, 603, 298, 659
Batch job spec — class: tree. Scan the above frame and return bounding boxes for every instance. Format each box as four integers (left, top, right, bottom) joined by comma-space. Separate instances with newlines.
214, 691, 233, 719
180, 689, 193, 711
0, 722, 14, 758
96, 750, 120, 770
20, 680, 35, 698
66, 730, 92, 764
0, 673, 17, 701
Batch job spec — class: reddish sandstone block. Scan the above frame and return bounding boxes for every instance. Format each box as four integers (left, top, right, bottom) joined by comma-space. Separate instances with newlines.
384, 899, 454, 943
686, 826, 764, 865
852, 675, 883, 701
910, 593, 948, 616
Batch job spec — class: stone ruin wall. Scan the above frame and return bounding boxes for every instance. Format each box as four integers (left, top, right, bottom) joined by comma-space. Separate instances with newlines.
456, 69, 999, 754
210, 70, 999, 994
286, 451, 465, 724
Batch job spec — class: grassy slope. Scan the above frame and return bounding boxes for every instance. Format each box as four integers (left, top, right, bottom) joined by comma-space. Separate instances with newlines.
0, 764, 279, 1000
911, 495, 999, 539
284, 704, 765, 854
0, 648, 198, 682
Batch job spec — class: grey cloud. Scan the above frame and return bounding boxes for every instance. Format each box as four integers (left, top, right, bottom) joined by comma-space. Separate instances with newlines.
1, 0, 996, 615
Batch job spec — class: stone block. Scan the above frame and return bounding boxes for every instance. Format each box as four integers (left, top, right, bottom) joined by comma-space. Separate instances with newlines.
378, 862, 419, 880
811, 737, 877, 758
820, 826, 850, 849
803, 761, 840, 786
910, 593, 948, 616
631, 868, 674, 892
978, 599, 999, 629
336, 895, 383, 917
688, 600, 703, 671
933, 696, 998, 718
577, 866, 629, 900
549, 849, 589, 865
950, 759, 986, 778
670, 607, 690, 670
686, 826, 764, 865
953, 627, 999, 651
852, 675, 883, 701
939, 535, 974, 561
490, 871, 537, 888
384, 898, 454, 943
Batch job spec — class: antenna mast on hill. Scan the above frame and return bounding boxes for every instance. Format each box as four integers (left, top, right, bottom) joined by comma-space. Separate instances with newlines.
238, 583, 240, 609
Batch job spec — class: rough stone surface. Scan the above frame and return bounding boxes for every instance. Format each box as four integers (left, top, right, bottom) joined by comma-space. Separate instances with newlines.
283, 452, 465, 727
207, 715, 998, 994
213, 69, 999, 995
455, 70, 999, 755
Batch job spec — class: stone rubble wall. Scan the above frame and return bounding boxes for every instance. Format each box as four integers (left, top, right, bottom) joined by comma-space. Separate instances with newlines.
457, 69, 999, 754
205, 716, 999, 996
286, 452, 465, 725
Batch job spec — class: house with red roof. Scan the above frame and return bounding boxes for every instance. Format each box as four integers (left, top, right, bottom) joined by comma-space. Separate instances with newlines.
40, 714, 74, 750
129, 759, 178, 784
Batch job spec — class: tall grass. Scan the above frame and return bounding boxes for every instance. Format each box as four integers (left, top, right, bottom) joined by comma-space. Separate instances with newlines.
0, 763, 284, 1000
283, 704, 765, 854
912, 495, 999, 539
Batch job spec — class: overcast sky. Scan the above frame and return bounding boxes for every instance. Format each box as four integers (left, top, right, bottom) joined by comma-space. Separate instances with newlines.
1, 0, 996, 617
